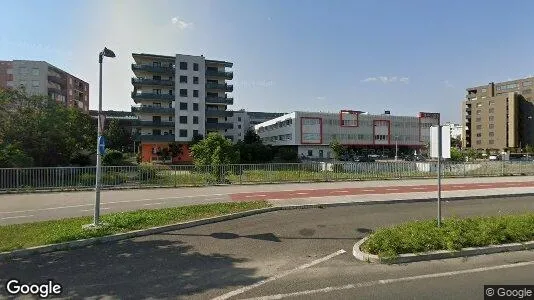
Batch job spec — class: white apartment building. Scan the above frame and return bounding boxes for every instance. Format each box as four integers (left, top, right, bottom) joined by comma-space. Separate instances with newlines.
254, 110, 440, 159
444, 122, 463, 139
226, 110, 286, 142
131, 53, 233, 163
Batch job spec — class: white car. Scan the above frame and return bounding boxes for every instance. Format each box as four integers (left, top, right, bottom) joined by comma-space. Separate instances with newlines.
489, 155, 499, 161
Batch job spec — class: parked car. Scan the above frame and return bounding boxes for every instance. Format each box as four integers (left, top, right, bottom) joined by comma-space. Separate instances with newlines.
354, 155, 376, 162
489, 155, 500, 161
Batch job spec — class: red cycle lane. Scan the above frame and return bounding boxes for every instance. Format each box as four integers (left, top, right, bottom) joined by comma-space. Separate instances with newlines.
230, 181, 534, 201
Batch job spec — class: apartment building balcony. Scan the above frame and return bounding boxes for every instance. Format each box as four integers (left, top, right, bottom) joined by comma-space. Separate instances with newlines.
466, 93, 477, 100
131, 106, 174, 114
205, 69, 233, 80
47, 75, 66, 86
48, 86, 65, 95
206, 109, 233, 118
131, 78, 174, 86
136, 120, 175, 127
131, 91, 174, 103
205, 122, 233, 130
205, 96, 233, 105
131, 64, 174, 74
134, 134, 176, 142
206, 82, 233, 92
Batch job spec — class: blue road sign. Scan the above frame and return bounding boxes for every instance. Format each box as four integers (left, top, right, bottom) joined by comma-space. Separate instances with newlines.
98, 136, 106, 155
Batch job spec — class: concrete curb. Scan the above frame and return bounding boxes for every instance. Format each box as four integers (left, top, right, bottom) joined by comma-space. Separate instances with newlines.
2, 192, 534, 261
353, 236, 534, 264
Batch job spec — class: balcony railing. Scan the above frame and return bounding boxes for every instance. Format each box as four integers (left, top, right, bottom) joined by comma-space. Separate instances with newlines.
131, 92, 174, 102
134, 134, 176, 142
136, 120, 175, 127
206, 83, 233, 92
206, 109, 233, 117
47, 75, 66, 86
205, 122, 233, 130
132, 78, 174, 86
205, 97, 233, 105
131, 64, 174, 74
205, 70, 233, 79
131, 106, 174, 114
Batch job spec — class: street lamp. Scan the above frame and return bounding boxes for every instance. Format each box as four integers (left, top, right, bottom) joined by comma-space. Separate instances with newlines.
394, 136, 399, 161
88, 47, 115, 228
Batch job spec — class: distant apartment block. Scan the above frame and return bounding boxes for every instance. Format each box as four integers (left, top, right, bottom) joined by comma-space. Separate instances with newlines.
0, 60, 89, 112
462, 77, 534, 151
444, 122, 463, 139
226, 110, 286, 142
254, 110, 440, 159
131, 53, 234, 163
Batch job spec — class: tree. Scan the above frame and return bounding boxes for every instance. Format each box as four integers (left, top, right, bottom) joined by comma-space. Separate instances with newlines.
190, 133, 204, 146
191, 133, 239, 182
451, 136, 462, 148
0, 143, 34, 168
243, 129, 261, 144
526, 144, 534, 154
449, 147, 465, 162
329, 138, 345, 160
168, 142, 184, 161
104, 119, 132, 152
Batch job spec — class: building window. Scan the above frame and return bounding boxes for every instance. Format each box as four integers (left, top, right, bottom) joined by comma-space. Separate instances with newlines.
193, 103, 199, 111
489, 108, 495, 113
169, 90, 173, 95
193, 130, 199, 137
489, 140, 494, 145
489, 116, 494, 121
152, 129, 161, 135
476, 133, 482, 137
193, 76, 199, 84
32, 80, 39, 87
481, 88, 487, 93
489, 132, 495, 137
179, 62, 187, 70
476, 125, 482, 129
179, 116, 187, 124
489, 124, 495, 129
307, 150, 313, 156
238, 117, 242, 122
476, 117, 481, 122
179, 102, 188, 110
179, 129, 187, 137
193, 63, 199, 71
32, 68, 39, 76
193, 90, 199, 98
180, 89, 187, 97
179, 76, 187, 83
238, 125, 241, 129
476, 110, 481, 115
476, 140, 482, 145
153, 89, 161, 94
193, 116, 199, 124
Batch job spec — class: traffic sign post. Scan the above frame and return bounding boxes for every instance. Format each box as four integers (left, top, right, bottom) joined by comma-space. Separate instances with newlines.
430, 125, 451, 227
98, 136, 106, 155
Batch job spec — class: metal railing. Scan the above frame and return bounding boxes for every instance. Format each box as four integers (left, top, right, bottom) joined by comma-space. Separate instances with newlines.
1, 161, 533, 192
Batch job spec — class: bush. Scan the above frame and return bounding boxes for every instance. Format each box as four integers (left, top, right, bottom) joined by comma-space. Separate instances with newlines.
138, 163, 158, 180
102, 150, 125, 166
77, 171, 129, 186
70, 152, 92, 166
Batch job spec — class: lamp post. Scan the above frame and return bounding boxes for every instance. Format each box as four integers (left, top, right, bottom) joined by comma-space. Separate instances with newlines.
89, 47, 115, 228
394, 136, 398, 161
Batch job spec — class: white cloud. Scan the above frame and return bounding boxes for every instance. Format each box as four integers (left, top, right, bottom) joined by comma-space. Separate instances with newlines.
171, 17, 193, 29
316, 96, 326, 100
362, 76, 409, 84
443, 80, 454, 88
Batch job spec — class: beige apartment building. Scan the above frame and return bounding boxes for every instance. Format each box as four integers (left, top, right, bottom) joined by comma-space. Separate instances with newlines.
462, 77, 534, 151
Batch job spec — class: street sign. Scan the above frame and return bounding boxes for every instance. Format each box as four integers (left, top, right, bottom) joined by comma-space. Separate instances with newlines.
98, 136, 106, 155
430, 125, 451, 159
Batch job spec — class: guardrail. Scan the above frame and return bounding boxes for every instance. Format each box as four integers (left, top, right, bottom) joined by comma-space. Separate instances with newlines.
1, 161, 533, 192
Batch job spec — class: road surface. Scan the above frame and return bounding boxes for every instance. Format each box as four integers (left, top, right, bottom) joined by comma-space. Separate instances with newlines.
1, 176, 534, 224
1, 195, 533, 299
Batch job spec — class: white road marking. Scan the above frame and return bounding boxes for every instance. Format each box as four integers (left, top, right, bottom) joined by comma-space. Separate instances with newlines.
244, 260, 534, 300
361, 189, 375, 192
143, 202, 163, 206
411, 187, 427, 190
330, 190, 350, 193
385, 188, 399, 191
212, 249, 346, 300
0, 215, 35, 220
296, 192, 308, 195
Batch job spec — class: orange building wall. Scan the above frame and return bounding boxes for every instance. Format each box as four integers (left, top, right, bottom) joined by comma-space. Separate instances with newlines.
140, 143, 193, 164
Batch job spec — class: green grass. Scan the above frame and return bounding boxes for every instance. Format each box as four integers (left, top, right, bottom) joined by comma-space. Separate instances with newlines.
361, 213, 534, 259
0, 201, 270, 252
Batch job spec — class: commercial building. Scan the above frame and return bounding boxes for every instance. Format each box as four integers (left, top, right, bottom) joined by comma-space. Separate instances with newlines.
0, 60, 89, 112
462, 77, 534, 151
254, 110, 440, 159
131, 53, 234, 163
226, 110, 286, 142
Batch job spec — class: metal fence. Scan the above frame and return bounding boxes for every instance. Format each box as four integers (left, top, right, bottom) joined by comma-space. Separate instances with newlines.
1, 161, 533, 192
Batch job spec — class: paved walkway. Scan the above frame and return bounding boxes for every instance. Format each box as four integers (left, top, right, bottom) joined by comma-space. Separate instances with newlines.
1, 176, 534, 224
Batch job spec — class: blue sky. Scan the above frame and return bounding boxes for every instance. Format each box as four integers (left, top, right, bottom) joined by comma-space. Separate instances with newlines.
2, 0, 534, 123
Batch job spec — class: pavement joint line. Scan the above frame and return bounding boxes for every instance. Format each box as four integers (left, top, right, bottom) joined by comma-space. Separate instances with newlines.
143, 202, 163, 206
241, 260, 534, 300
2, 192, 534, 260
0, 215, 35, 220
211, 249, 347, 300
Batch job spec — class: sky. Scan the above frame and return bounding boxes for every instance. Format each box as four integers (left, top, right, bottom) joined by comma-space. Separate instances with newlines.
2, 0, 534, 123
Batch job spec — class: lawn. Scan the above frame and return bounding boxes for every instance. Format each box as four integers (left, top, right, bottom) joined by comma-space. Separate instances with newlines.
0, 201, 270, 252
361, 213, 534, 259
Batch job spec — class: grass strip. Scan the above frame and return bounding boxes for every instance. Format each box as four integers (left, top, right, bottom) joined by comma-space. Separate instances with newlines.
0, 201, 270, 252
361, 213, 534, 258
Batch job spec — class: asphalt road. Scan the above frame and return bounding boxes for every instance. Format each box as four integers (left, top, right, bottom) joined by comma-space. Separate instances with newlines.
1, 176, 534, 224
1, 195, 533, 299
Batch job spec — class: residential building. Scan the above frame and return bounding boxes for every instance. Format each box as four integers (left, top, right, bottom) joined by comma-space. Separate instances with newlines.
0, 60, 89, 112
254, 110, 440, 159
444, 122, 463, 139
131, 53, 233, 163
226, 110, 286, 142
462, 77, 534, 151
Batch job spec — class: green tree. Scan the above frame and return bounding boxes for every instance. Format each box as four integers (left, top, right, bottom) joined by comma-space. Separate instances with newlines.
329, 138, 345, 160
451, 136, 462, 148
450, 147, 465, 162
104, 119, 132, 152
191, 133, 239, 182
102, 149, 125, 166
0, 143, 34, 168
243, 129, 261, 144
168, 142, 184, 161
525, 144, 534, 154
190, 133, 204, 146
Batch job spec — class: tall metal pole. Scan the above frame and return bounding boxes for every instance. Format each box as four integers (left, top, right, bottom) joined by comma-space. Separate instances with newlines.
437, 125, 442, 227
94, 53, 103, 226
395, 136, 398, 161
